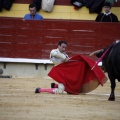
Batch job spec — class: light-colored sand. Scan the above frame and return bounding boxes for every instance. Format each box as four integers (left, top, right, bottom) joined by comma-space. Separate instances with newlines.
0, 77, 120, 120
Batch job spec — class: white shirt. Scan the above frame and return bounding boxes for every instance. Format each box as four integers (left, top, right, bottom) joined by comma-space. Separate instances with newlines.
104, 12, 111, 16
50, 48, 69, 65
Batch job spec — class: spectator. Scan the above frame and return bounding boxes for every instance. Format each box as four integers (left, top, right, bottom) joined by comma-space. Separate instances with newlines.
95, 2, 119, 22
24, 3, 43, 20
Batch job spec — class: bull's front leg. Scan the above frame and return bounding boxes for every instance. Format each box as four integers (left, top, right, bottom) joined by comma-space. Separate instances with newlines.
108, 73, 116, 101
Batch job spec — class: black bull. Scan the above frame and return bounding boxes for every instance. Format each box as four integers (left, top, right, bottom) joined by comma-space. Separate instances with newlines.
91, 41, 120, 101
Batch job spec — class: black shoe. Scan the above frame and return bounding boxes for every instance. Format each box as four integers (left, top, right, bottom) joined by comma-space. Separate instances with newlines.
35, 88, 40, 93
51, 83, 55, 88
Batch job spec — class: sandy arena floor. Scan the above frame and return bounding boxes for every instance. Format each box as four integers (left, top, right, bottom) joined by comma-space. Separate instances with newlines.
0, 77, 120, 120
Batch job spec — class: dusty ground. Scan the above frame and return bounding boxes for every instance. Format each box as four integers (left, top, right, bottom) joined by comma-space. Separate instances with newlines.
0, 77, 120, 120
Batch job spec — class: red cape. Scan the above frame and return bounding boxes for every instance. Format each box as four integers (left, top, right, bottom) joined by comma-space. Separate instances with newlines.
48, 55, 107, 94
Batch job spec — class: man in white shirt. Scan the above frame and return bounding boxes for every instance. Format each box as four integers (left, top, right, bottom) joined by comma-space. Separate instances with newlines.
50, 41, 69, 65
35, 41, 69, 94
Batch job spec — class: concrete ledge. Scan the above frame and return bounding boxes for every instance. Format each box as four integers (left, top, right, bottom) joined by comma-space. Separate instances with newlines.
0, 57, 53, 64
0, 57, 102, 66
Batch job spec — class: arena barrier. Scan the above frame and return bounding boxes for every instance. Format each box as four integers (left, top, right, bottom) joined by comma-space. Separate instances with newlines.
0, 17, 119, 77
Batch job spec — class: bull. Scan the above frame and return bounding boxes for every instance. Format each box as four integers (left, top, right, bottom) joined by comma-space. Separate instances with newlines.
90, 40, 120, 101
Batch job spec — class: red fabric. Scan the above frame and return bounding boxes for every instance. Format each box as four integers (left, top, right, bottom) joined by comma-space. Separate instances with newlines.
74, 6, 79, 10
48, 55, 107, 94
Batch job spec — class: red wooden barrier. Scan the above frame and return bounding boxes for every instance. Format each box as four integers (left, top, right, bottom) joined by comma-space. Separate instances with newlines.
0, 18, 120, 59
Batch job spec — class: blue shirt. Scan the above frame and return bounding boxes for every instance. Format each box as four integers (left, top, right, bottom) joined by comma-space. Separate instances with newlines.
24, 13, 43, 20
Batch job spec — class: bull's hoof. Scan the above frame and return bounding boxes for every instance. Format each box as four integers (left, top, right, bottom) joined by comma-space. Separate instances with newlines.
108, 97, 115, 101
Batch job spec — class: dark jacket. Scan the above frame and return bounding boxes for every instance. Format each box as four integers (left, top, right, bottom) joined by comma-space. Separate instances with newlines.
71, 0, 104, 14
95, 13, 119, 22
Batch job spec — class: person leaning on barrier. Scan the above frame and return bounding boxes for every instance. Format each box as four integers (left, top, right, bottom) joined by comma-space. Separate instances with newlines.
95, 2, 119, 22
24, 3, 43, 20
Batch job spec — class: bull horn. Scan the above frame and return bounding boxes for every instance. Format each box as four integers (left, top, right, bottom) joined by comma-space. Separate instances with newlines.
89, 49, 104, 56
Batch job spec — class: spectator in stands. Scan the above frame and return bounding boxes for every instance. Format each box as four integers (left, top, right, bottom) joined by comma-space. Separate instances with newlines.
95, 2, 119, 22
24, 3, 43, 20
